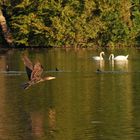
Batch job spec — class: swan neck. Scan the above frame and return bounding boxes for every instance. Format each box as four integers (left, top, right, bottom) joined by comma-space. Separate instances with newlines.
109, 54, 114, 60
100, 52, 104, 59
112, 54, 114, 59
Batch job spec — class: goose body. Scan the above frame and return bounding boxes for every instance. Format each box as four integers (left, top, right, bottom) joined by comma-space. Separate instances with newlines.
109, 54, 128, 61
22, 55, 55, 89
93, 52, 105, 60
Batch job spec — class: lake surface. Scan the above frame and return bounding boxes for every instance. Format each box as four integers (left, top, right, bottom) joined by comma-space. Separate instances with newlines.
0, 48, 140, 140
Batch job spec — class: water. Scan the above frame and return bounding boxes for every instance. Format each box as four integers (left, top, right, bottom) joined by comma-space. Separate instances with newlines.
0, 48, 140, 140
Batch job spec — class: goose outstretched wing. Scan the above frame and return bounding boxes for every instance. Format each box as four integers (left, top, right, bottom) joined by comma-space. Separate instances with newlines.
30, 62, 43, 81
22, 55, 33, 80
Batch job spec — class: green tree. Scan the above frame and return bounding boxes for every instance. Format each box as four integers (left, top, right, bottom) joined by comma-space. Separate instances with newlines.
1, 0, 140, 48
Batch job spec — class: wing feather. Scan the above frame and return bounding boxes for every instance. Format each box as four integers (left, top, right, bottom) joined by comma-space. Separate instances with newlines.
31, 62, 43, 81
22, 55, 33, 80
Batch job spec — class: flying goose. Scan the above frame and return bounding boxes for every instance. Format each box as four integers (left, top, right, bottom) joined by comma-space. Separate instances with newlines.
22, 55, 55, 89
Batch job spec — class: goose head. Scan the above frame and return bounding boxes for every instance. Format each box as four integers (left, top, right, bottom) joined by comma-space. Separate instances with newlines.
44, 76, 56, 81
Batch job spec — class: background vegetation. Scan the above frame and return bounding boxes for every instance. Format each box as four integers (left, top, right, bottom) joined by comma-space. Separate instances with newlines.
0, 0, 140, 48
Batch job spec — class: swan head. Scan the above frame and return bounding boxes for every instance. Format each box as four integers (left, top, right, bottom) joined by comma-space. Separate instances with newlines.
100, 51, 105, 55
109, 54, 114, 60
100, 52, 105, 58
93, 51, 105, 60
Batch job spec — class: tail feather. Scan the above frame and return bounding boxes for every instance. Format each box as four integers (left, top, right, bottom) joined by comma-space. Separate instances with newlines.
21, 82, 30, 89
126, 55, 129, 59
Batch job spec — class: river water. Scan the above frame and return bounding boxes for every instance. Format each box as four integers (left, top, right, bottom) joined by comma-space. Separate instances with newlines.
0, 48, 140, 140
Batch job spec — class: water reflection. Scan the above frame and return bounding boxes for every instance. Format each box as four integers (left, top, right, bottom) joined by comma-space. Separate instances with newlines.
48, 107, 56, 132
94, 60, 105, 71
95, 71, 133, 140
30, 107, 57, 140
0, 48, 139, 140
115, 60, 128, 71
0, 79, 33, 140
30, 107, 56, 139
31, 112, 44, 138
110, 60, 129, 71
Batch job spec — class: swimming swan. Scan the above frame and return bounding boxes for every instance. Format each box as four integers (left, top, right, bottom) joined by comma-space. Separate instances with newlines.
109, 54, 129, 61
22, 55, 56, 89
93, 52, 105, 60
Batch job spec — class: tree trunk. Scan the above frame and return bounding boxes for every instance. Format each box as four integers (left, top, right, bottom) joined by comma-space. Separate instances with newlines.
0, 9, 14, 46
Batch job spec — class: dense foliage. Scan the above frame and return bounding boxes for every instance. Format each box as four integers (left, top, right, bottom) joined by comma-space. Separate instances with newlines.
0, 0, 140, 47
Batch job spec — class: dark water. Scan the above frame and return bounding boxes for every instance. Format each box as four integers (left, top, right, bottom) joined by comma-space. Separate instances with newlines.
0, 48, 140, 140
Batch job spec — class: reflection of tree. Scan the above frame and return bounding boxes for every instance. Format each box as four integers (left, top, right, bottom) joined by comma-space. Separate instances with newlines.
0, 56, 7, 138
30, 107, 56, 139
48, 107, 56, 132
93, 68, 133, 140
0, 55, 33, 140
50, 48, 133, 140
0, 48, 136, 140
30, 112, 44, 138
46, 48, 95, 72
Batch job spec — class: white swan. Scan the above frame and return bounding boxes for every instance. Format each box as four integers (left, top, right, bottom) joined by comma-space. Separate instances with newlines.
93, 52, 105, 60
109, 54, 129, 61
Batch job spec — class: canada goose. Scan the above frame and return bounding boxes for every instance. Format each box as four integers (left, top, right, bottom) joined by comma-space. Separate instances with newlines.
22, 55, 55, 89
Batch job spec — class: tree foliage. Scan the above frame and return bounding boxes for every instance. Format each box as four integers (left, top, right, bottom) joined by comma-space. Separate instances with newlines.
0, 0, 140, 47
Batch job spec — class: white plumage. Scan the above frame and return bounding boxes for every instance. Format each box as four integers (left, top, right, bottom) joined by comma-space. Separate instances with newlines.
109, 54, 129, 61
93, 52, 105, 60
